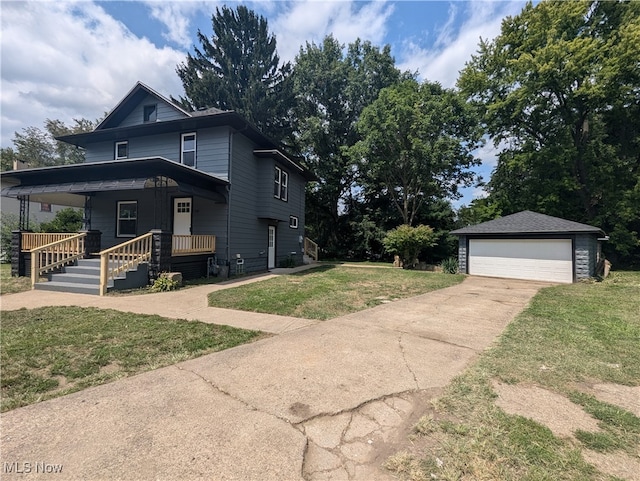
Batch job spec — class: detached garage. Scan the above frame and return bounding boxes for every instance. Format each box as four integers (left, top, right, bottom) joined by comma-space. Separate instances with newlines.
451, 211, 605, 283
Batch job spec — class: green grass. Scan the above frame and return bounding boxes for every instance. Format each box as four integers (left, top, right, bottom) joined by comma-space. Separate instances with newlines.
208, 264, 465, 320
0, 263, 31, 295
387, 271, 640, 481
1, 307, 264, 412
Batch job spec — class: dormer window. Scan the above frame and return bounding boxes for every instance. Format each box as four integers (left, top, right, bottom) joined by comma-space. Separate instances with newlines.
143, 104, 157, 122
115, 141, 128, 160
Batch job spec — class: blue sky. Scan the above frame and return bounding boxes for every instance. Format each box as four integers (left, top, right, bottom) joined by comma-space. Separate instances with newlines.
1, 0, 529, 206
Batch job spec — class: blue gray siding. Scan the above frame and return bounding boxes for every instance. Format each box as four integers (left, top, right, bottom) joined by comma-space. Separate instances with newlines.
84, 128, 230, 178
118, 95, 188, 128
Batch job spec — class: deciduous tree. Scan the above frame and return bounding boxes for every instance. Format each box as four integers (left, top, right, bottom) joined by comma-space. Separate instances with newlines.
353, 79, 483, 226
458, 0, 640, 264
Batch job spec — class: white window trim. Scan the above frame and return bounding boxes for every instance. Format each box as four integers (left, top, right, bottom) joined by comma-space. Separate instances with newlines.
289, 215, 298, 229
116, 201, 137, 238
181, 133, 197, 168
274, 166, 288, 201
115, 141, 128, 160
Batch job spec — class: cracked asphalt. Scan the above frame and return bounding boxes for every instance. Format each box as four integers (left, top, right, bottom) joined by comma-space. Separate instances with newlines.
0, 275, 548, 480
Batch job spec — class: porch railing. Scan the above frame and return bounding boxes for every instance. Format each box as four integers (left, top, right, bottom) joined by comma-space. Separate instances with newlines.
172, 234, 216, 256
304, 237, 319, 261
99, 233, 153, 296
23, 233, 78, 252
30, 233, 87, 287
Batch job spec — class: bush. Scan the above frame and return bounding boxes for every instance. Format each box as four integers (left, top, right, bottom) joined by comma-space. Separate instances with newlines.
441, 257, 459, 274
382, 224, 437, 269
151, 274, 180, 292
39, 208, 83, 233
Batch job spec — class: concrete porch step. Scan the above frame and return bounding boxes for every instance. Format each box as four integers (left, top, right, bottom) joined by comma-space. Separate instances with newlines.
34, 281, 100, 295
50, 272, 100, 285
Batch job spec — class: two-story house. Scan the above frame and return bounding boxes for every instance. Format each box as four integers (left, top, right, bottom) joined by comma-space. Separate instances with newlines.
1, 82, 316, 294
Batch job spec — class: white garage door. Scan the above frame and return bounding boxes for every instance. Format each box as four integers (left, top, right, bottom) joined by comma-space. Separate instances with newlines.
468, 239, 573, 283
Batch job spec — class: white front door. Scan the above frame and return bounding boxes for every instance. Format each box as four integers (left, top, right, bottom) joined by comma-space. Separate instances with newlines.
268, 225, 276, 269
173, 197, 192, 251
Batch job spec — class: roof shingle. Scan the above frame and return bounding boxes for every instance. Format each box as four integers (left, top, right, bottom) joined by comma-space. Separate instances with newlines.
451, 210, 603, 235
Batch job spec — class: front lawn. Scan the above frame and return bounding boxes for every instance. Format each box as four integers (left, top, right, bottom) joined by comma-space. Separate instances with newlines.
207, 264, 465, 320
0, 263, 31, 295
387, 271, 640, 480
1, 307, 263, 412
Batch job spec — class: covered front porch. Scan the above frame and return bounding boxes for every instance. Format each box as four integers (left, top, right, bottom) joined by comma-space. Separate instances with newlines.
2, 158, 229, 295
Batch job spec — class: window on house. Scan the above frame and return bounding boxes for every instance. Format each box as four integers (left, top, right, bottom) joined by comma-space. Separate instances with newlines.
274, 166, 288, 201
181, 133, 196, 167
40, 203, 51, 212
143, 104, 157, 122
115, 141, 128, 160
117, 201, 137, 237
289, 215, 298, 229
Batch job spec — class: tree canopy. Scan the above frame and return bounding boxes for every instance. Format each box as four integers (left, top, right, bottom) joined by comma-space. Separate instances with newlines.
458, 0, 640, 263
293, 36, 403, 255
353, 79, 483, 226
176, 5, 293, 144
2, 118, 94, 171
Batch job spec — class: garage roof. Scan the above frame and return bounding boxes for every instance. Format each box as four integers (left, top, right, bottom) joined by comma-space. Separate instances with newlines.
451, 210, 604, 236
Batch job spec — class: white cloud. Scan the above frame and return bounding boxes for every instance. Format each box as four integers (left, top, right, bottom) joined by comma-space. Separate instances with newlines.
1, 1, 185, 146
397, 1, 524, 87
143, 1, 217, 49
270, 0, 395, 61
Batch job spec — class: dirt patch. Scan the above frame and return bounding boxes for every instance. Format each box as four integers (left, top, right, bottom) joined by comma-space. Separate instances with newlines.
492, 381, 601, 438
590, 383, 640, 417
583, 449, 640, 481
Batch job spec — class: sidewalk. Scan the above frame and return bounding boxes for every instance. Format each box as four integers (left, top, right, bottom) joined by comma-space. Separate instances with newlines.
0, 275, 547, 480
0, 264, 320, 334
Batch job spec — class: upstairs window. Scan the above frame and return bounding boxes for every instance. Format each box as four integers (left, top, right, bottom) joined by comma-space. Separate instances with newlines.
143, 104, 157, 122
181, 133, 196, 167
274, 166, 288, 201
115, 141, 128, 160
116, 201, 137, 237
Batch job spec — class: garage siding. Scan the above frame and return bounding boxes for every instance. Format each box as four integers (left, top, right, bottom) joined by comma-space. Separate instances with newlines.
458, 235, 467, 274
575, 234, 597, 279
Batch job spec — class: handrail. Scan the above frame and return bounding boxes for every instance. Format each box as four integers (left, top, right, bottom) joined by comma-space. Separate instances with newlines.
172, 234, 216, 256
30, 233, 86, 287
22, 233, 78, 252
304, 237, 319, 261
99, 233, 153, 296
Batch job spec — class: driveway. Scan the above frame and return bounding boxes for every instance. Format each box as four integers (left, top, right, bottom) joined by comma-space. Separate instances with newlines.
0, 276, 547, 480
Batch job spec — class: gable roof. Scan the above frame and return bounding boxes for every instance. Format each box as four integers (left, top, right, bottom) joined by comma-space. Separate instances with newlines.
95, 81, 191, 130
451, 211, 604, 236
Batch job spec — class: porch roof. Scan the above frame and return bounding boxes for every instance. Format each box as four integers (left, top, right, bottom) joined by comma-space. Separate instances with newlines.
0, 157, 228, 206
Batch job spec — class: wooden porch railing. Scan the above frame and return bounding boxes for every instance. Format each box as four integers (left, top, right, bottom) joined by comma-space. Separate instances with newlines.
172, 235, 216, 256
304, 237, 319, 261
99, 233, 153, 296
30, 233, 87, 287
22, 233, 78, 252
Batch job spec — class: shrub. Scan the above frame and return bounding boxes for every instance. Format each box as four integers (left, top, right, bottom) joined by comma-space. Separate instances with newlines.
39, 208, 83, 233
441, 257, 459, 274
151, 274, 179, 292
382, 224, 437, 269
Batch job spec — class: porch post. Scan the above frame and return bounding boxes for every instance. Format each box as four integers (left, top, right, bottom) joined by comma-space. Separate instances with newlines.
149, 229, 172, 280
83, 196, 92, 230
79, 230, 102, 257
11, 230, 25, 277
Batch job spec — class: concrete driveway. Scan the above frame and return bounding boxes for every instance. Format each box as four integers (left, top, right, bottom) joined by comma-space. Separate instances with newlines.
0, 276, 547, 480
